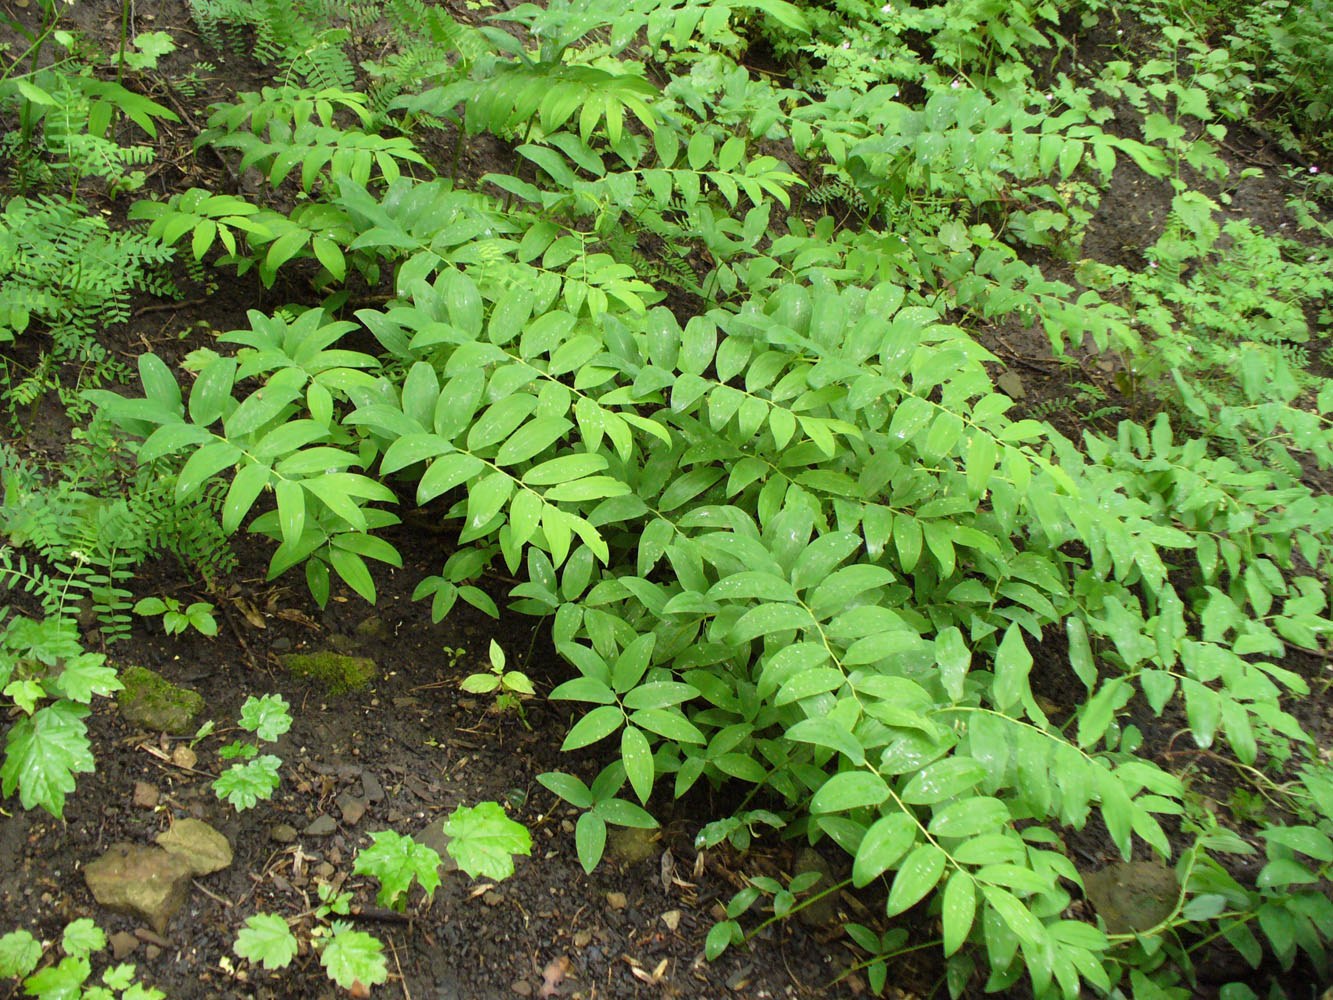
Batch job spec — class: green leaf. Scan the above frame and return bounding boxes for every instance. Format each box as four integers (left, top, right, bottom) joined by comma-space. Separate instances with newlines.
537, 771, 593, 809
1066, 618, 1096, 691
61, 919, 105, 959
212, 755, 281, 811
627, 708, 705, 744
320, 926, 388, 992
524, 453, 609, 486
936, 627, 970, 702
785, 718, 865, 766
465, 472, 514, 533
981, 886, 1047, 945
14, 80, 56, 106
992, 625, 1033, 712
774, 667, 846, 706
419, 453, 486, 503
274, 479, 306, 547
238, 694, 291, 742
575, 811, 607, 873
0, 701, 94, 818
353, 830, 443, 909
593, 797, 658, 828
138, 353, 182, 411
223, 461, 271, 533
885, 844, 946, 916
1076, 677, 1132, 748
21, 955, 89, 1000
900, 757, 987, 806
234, 913, 298, 970
562, 705, 625, 750
705, 920, 739, 961
1259, 826, 1333, 862
611, 634, 656, 694
810, 771, 890, 814
928, 797, 1011, 838
495, 418, 573, 466
621, 725, 654, 804
852, 812, 919, 887
0, 929, 41, 979
175, 440, 241, 501
942, 872, 977, 955
50, 654, 121, 704
441, 801, 532, 880
188, 356, 238, 425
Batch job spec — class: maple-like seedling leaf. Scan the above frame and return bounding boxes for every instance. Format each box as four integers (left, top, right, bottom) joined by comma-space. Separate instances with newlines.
440, 802, 532, 881
353, 830, 443, 910
62, 918, 105, 959
319, 924, 387, 991
238, 694, 292, 743
234, 913, 298, 970
0, 929, 42, 978
212, 755, 281, 811
22, 955, 90, 999
0, 701, 95, 818
51, 652, 122, 704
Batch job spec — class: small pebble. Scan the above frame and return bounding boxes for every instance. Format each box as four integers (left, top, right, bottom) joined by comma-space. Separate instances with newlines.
304, 814, 338, 837
171, 745, 197, 770
337, 793, 368, 826
360, 771, 384, 803
132, 782, 159, 809
606, 891, 627, 910
270, 824, 298, 844
109, 931, 138, 960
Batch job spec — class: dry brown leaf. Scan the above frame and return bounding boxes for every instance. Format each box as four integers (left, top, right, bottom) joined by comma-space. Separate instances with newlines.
171, 744, 197, 770
537, 955, 570, 997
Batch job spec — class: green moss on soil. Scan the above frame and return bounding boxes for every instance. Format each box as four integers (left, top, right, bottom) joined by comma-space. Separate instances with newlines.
281, 650, 378, 695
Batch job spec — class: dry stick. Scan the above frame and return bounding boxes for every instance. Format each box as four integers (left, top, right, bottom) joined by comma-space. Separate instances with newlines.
132, 297, 212, 318
192, 879, 234, 909
389, 939, 413, 1000
216, 598, 263, 673
137, 743, 215, 778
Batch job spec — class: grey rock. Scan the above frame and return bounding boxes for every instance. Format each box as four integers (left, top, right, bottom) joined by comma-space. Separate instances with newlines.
355, 615, 392, 641
607, 827, 659, 866
337, 792, 368, 826
412, 817, 458, 873
84, 843, 193, 934
1083, 860, 1178, 934
327, 633, 360, 654
360, 771, 384, 803
109, 931, 138, 960
793, 848, 838, 928
304, 814, 338, 837
997, 370, 1027, 400
156, 818, 233, 876
116, 667, 204, 735
270, 823, 298, 844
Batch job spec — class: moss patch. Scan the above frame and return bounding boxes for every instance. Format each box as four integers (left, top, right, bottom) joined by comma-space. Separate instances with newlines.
281, 650, 378, 695
117, 666, 204, 735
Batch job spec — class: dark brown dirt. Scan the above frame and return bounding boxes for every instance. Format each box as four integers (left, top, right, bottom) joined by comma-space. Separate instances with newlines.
3, 1, 1333, 998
